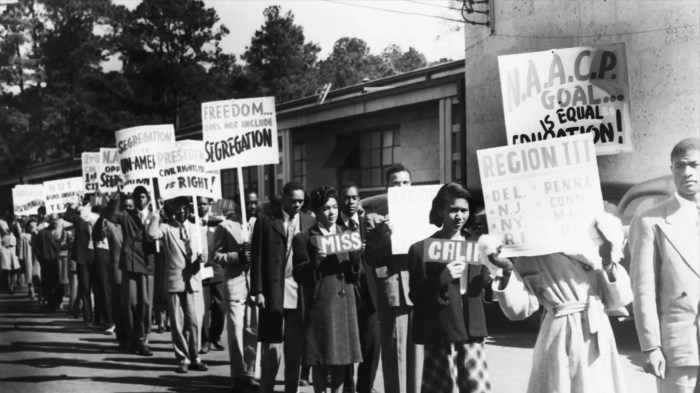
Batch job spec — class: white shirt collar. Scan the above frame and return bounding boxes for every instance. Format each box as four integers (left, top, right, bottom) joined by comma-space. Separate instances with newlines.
675, 192, 699, 211
340, 212, 359, 227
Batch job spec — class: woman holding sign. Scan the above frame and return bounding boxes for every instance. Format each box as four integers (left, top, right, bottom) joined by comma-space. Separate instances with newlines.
292, 186, 362, 393
479, 213, 632, 393
407, 183, 491, 393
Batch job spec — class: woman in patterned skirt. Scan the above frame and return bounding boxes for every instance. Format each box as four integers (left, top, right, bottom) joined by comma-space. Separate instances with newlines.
407, 183, 491, 393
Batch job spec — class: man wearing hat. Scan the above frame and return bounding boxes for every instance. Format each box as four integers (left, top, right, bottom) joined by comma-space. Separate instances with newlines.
104, 186, 157, 356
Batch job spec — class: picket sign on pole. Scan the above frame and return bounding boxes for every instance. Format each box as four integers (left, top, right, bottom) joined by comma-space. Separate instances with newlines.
237, 167, 248, 241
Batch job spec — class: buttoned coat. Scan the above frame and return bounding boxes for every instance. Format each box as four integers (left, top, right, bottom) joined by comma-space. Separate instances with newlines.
104, 196, 157, 276
337, 211, 378, 312
364, 206, 412, 309
250, 209, 315, 343
629, 196, 700, 367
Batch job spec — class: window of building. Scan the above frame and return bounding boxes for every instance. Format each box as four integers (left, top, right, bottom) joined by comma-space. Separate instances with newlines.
292, 142, 307, 187
220, 167, 257, 199
340, 128, 400, 188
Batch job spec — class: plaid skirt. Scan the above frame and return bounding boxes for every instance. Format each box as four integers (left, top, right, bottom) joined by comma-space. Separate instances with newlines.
422, 342, 491, 393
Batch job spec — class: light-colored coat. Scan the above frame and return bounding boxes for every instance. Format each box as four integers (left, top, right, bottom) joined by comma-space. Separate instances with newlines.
148, 220, 202, 294
629, 196, 700, 367
494, 253, 633, 393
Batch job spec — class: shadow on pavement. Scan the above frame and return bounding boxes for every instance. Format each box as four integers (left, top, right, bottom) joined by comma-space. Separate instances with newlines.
3, 356, 170, 372
104, 356, 230, 367
0, 374, 232, 392
0, 340, 169, 355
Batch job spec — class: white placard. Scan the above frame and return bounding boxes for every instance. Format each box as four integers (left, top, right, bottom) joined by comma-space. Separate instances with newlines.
43, 177, 84, 214
82, 152, 101, 193
12, 184, 45, 216
115, 124, 176, 180
477, 133, 604, 257
98, 148, 122, 193
201, 97, 279, 169
388, 184, 443, 255
498, 43, 632, 155
157, 140, 221, 200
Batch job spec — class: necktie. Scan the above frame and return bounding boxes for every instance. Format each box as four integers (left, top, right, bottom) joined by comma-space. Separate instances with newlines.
349, 218, 358, 232
286, 217, 296, 255
181, 224, 192, 258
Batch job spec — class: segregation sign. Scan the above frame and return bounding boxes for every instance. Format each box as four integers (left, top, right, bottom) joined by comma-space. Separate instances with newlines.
82, 152, 100, 192
115, 124, 176, 180
388, 184, 443, 255
201, 97, 279, 168
43, 177, 84, 214
498, 43, 633, 155
157, 140, 221, 200
99, 148, 122, 193
12, 184, 45, 216
423, 239, 480, 264
477, 134, 604, 257
312, 232, 363, 255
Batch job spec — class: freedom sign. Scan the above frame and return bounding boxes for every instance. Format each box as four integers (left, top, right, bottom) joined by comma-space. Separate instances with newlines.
477, 134, 604, 257
82, 152, 101, 192
388, 184, 443, 255
43, 177, 84, 214
498, 43, 633, 155
202, 97, 279, 169
115, 124, 176, 180
12, 184, 45, 216
157, 140, 221, 200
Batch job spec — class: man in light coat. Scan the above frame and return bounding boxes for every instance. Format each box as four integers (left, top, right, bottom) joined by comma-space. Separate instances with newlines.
630, 137, 700, 393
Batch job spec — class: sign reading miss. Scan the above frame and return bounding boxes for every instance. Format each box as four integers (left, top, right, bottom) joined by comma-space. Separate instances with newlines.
202, 97, 279, 169
313, 232, 363, 255
477, 134, 604, 257
498, 43, 632, 155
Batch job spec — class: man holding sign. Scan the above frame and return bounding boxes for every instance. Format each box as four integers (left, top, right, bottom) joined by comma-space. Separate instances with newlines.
364, 164, 422, 393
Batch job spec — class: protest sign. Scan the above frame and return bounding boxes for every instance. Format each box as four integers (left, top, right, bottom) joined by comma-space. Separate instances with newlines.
498, 43, 632, 155
82, 152, 101, 193
201, 97, 279, 169
122, 178, 155, 200
477, 133, 604, 257
98, 148, 122, 193
312, 232, 363, 255
157, 140, 221, 200
422, 239, 480, 264
115, 124, 175, 180
388, 184, 443, 255
12, 184, 45, 216
43, 177, 84, 214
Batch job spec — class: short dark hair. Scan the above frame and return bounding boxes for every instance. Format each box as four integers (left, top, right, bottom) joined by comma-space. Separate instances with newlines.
671, 138, 700, 161
338, 181, 358, 195
164, 196, 189, 217
429, 183, 476, 229
282, 181, 305, 198
385, 164, 411, 183
309, 186, 338, 212
132, 186, 150, 201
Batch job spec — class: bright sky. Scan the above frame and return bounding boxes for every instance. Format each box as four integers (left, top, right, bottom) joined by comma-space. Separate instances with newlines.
113, 0, 466, 63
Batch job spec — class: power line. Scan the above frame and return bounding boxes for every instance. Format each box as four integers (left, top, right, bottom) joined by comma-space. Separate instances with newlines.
405, 0, 463, 12
492, 23, 698, 39
322, 0, 464, 24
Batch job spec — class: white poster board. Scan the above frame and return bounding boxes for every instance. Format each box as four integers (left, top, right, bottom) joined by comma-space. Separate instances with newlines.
43, 177, 84, 214
157, 140, 222, 200
115, 124, 176, 180
98, 148, 122, 193
477, 134, 604, 257
201, 97, 279, 168
498, 42, 632, 155
82, 152, 100, 193
388, 184, 443, 255
12, 184, 45, 216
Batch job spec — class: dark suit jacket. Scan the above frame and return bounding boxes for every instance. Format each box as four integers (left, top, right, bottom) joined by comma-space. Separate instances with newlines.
250, 208, 315, 343
104, 195, 156, 276
62, 207, 92, 265
337, 211, 378, 312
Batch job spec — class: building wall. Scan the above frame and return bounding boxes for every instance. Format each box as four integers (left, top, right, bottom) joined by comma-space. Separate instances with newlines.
464, 0, 700, 190
294, 102, 441, 191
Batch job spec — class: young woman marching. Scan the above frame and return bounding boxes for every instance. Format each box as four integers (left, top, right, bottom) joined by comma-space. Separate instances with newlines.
292, 186, 362, 393
407, 183, 491, 393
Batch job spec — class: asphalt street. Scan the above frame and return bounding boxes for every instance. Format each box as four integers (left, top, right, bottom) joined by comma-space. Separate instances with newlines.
0, 290, 656, 393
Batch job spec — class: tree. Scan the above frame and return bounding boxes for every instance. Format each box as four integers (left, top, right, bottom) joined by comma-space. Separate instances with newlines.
241, 5, 320, 103
116, 0, 231, 128
0, 0, 42, 95
382, 44, 427, 75
317, 37, 391, 89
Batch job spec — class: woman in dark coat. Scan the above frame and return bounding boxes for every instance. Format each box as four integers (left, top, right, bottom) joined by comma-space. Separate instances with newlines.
407, 183, 491, 393
292, 186, 362, 393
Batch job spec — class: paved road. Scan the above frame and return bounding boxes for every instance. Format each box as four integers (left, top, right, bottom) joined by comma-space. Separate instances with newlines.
0, 291, 656, 393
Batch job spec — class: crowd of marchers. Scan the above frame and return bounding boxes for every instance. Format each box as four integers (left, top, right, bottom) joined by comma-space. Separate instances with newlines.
1, 137, 698, 393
